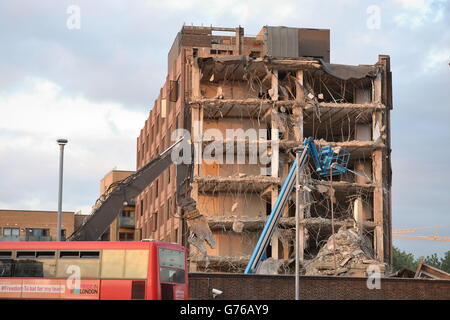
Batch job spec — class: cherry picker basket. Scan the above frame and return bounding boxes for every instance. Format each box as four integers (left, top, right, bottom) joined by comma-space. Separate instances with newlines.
318, 144, 350, 177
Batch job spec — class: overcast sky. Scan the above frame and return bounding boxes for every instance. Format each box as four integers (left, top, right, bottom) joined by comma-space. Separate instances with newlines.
0, 0, 448, 258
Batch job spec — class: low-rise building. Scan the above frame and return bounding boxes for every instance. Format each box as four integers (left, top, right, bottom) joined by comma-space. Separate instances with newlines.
0, 209, 74, 241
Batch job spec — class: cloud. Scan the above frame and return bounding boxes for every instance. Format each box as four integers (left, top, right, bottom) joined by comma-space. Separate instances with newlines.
0, 78, 146, 214
423, 47, 450, 72
393, 0, 447, 28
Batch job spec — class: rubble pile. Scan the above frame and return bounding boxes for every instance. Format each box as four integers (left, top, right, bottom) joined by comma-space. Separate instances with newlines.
304, 226, 386, 277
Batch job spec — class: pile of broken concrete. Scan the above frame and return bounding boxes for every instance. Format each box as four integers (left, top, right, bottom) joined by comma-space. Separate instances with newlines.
304, 226, 386, 277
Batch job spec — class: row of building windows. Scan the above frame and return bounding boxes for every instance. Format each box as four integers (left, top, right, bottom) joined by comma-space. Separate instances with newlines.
139, 194, 175, 232
138, 107, 183, 169
141, 221, 179, 244
210, 49, 234, 55
136, 75, 183, 243
0, 228, 66, 241
139, 174, 174, 216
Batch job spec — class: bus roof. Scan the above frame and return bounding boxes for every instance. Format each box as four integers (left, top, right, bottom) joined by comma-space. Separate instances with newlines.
0, 241, 184, 251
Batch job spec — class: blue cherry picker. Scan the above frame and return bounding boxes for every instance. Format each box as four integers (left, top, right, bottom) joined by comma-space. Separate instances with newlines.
244, 136, 351, 274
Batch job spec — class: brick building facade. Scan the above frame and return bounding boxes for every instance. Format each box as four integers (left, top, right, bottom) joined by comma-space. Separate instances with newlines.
0, 209, 74, 241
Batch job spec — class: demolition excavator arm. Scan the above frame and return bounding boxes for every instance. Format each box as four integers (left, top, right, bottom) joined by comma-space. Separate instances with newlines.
68, 137, 216, 254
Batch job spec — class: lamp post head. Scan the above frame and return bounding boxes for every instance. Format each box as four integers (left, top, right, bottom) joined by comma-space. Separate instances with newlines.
57, 138, 68, 146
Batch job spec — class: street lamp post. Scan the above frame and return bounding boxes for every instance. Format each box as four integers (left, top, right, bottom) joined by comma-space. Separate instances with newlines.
57, 138, 68, 241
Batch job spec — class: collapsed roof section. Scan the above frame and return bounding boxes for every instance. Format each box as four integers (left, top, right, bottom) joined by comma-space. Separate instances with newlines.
197, 55, 379, 82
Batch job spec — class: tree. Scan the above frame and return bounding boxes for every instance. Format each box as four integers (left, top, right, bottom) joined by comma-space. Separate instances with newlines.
424, 253, 441, 270
393, 247, 450, 274
438, 251, 450, 273
392, 247, 418, 271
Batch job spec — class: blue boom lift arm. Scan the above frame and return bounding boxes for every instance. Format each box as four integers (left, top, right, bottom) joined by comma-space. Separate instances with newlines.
244, 137, 350, 274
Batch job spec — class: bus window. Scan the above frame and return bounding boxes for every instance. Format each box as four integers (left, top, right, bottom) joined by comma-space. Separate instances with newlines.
159, 268, 185, 284
0, 251, 13, 277
60, 251, 80, 258
158, 248, 185, 284
36, 251, 56, 258
101, 250, 125, 279
3, 251, 57, 278
57, 251, 100, 278
124, 250, 149, 279
158, 248, 185, 269
16, 251, 36, 258
80, 251, 100, 259
0, 251, 12, 259
14, 251, 44, 278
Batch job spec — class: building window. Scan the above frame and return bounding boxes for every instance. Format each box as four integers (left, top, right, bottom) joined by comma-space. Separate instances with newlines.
121, 210, 131, 218
3, 228, 19, 237
167, 198, 172, 220
155, 179, 159, 198
137, 150, 140, 167
153, 212, 158, 232
25, 228, 50, 241
169, 80, 179, 102
156, 117, 159, 140
152, 125, 155, 147
161, 205, 165, 224
140, 199, 144, 216
119, 232, 134, 241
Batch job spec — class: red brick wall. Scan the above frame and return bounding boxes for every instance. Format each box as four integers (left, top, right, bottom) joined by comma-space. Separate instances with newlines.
189, 273, 450, 300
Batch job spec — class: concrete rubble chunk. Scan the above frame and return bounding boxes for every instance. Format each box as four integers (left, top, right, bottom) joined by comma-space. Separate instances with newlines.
257, 258, 284, 275
304, 226, 385, 276
232, 219, 245, 233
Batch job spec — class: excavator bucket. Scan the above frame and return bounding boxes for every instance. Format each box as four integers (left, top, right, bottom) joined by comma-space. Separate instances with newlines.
185, 209, 216, 255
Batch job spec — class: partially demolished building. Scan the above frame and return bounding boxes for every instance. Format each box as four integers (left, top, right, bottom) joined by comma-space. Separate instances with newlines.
136, 25, 393, 276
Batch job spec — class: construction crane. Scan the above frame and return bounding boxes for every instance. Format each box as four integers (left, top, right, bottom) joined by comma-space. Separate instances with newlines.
393, 225, 450, 242
244, 137, 350, 274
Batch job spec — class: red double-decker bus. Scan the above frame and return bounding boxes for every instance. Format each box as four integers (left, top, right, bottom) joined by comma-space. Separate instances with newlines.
0, 240, 188, 300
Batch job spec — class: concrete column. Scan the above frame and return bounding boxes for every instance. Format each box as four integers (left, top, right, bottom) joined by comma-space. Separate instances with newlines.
270, 70, 279, 101
192, 59, 202, 99
191, 106, 203, 176
372, 72, 384, 261
270, 106, 280, 259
